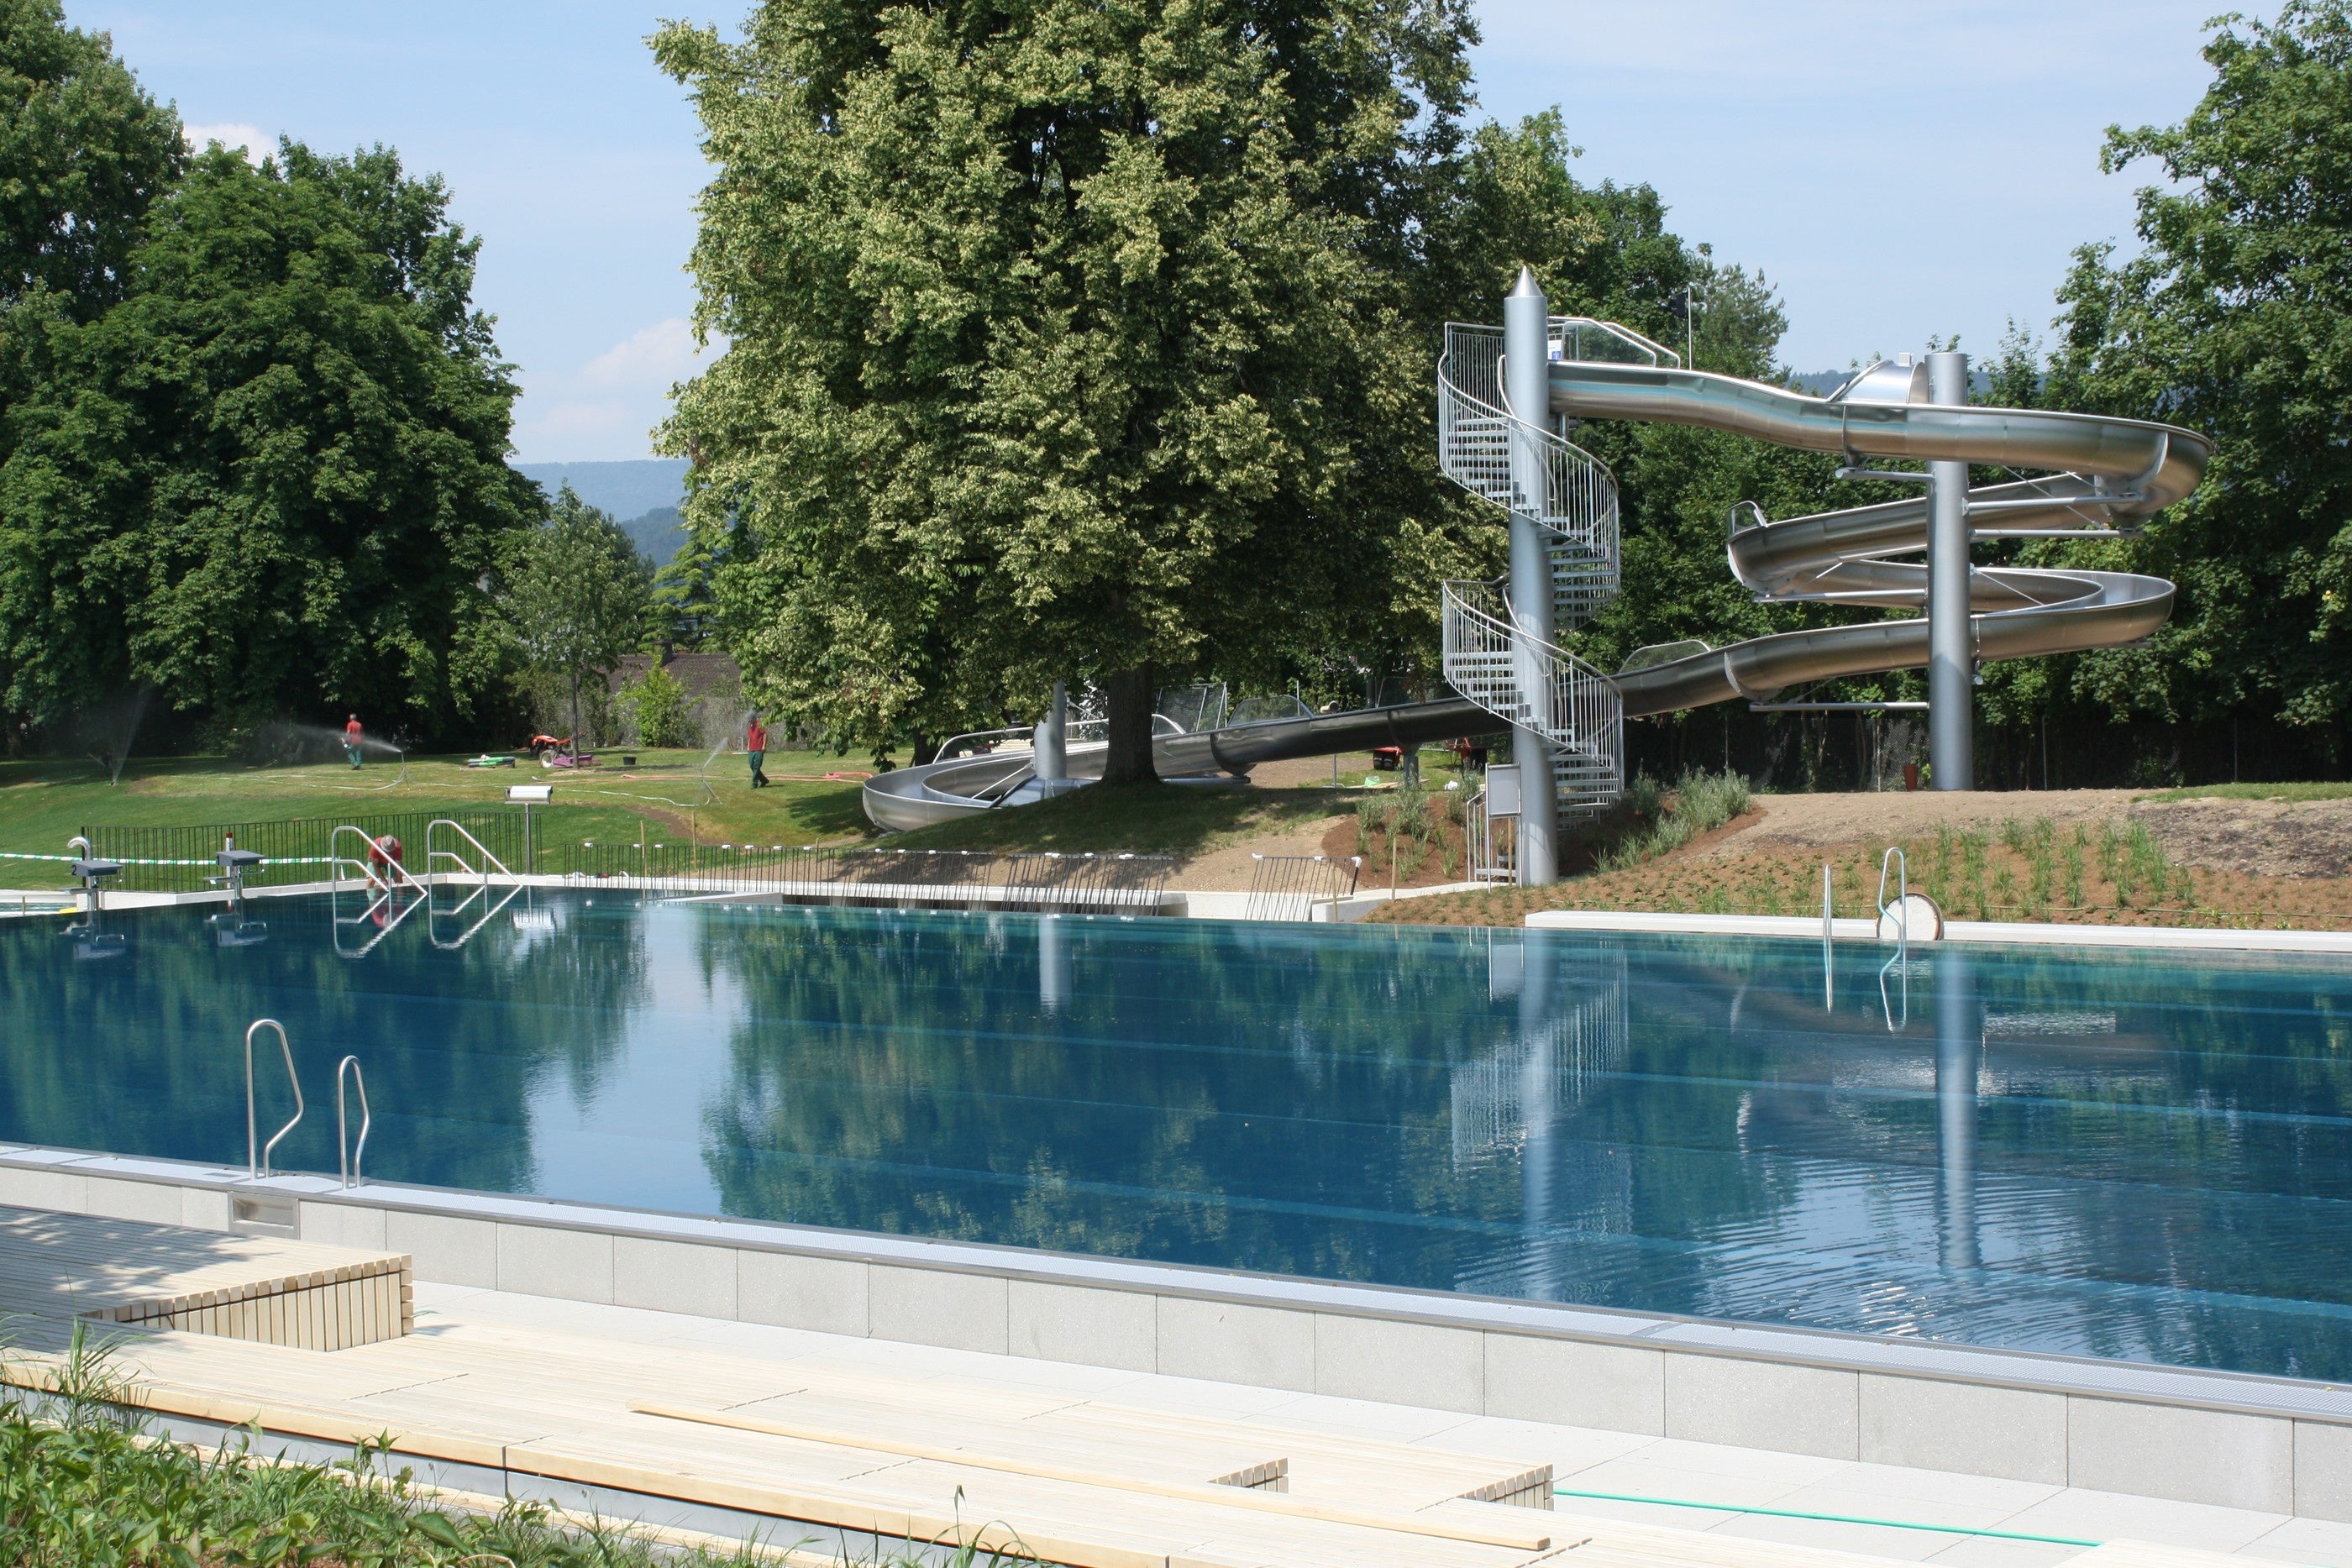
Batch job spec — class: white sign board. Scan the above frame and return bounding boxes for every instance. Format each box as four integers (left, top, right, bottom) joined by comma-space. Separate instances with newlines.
507, 783, 553, 804
1485, 763, 1520, 819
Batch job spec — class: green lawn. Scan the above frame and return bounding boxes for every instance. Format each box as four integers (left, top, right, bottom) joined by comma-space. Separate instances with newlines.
2145, 780, 2352, 803
0, 748, 872, 886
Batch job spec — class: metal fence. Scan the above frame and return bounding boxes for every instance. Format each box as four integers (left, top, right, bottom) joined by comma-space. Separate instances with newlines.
1242, 854, 1362, 921
552, 842, 1178, 914
47, 812, 1178, 914
78, 812, 522, 894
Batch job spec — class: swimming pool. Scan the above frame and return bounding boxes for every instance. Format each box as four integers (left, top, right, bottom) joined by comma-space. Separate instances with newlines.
5, 892, 2350, 1382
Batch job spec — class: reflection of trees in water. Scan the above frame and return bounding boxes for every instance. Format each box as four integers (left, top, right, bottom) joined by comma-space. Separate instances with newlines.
1593, 939, 2352, 1381
0, 894, 645, 1195
696, 909, 2352, 1377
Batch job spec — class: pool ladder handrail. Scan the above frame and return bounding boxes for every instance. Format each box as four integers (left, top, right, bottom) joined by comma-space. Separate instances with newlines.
1875, 847, 1911, 1034
244, 1019, 303, 1179
335, 1055, 370, 1188
330, 825, 429, 899
1876, 847, 1911, 952
425, 818, 512, 884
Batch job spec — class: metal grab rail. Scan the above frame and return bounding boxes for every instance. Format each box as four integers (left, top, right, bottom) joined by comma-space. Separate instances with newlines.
244, 1020, 302, 1179
329, 826, 427, 898
335, 1056, 370, 1189
1877, 846, 1911, 952
426, 817, 512, 882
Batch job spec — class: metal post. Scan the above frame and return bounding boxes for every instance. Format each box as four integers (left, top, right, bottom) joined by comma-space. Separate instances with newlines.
1926, 349, 1973, 790
1504, 267, 1559, 884
1035, 681, 1067, 783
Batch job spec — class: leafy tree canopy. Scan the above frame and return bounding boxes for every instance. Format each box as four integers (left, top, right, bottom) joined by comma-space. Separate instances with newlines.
654, 0, 1479, 772
507, 485, 653, 745
2034, 0, 2352, 746
0, 139, 536, 742
0, 0, 182, 314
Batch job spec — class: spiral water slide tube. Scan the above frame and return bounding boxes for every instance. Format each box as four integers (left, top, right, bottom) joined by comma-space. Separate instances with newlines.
1537, 323, 2212, 716
861, 697, 1488, 830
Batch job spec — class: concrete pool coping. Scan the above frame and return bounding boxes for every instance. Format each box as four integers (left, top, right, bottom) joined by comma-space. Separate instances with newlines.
1524, 908, 2352, 954
0, 1141, 2344, 1521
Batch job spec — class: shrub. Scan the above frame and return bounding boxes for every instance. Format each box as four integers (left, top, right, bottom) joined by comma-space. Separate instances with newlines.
622, 664, 696, 748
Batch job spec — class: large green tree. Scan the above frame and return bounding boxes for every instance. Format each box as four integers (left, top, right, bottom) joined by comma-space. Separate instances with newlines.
655, 0, 1477, 774
0, 0, 182, 315
2024, 1, 2352, 760
0, 139, 536, 743
506, 486, 652, 747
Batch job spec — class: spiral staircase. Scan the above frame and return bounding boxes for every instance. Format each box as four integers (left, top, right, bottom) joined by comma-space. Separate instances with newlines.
1435, 320, 1629, 817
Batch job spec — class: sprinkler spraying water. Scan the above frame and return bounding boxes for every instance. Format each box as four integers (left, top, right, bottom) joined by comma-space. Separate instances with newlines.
71, 683, 152, 786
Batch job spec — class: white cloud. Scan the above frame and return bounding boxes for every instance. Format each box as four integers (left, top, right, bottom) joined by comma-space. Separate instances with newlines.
181, 122, 270, 163
577, 317, 706, 391
509, 318, 726, 463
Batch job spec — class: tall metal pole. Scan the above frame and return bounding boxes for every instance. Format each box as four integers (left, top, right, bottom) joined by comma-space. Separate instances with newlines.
1504, 268, 1559, 884
1035, 680, 1067, 783
1925, 350, 1973, 790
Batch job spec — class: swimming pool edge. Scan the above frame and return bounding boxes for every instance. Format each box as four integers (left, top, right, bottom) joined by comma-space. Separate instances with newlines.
1523, 908, 2352, 953
1, 1141, 2345, 1522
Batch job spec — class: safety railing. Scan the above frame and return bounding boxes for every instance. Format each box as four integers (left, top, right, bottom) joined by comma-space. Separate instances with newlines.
74, 812, 520, 894
1441, 579, 1622, 815
553, 842, 1178, 915
1242, 854, 1362, 922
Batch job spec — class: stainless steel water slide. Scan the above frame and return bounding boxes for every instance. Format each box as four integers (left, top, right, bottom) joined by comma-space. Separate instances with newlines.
864, 319, 2211, 832
1544, 336, 2212, 716
862, 698, 1488, 831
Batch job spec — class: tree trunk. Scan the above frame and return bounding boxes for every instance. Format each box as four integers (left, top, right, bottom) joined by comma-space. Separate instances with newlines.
1100, 663, 1158, 784
570, 672, 583, 748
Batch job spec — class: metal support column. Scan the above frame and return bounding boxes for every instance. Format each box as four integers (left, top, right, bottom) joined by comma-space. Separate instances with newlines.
1504, 267, 1559, 884
1035, 681, 1067, 782
1926, 349, 1974, 790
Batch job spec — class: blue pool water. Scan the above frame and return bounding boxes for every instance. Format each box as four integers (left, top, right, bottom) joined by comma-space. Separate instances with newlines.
6, 894, 2351, 1381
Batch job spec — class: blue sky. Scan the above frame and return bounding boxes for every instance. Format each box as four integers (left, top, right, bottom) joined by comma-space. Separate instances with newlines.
66, 1, 2227, 463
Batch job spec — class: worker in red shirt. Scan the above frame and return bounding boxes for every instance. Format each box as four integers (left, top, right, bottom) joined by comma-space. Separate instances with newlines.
344, 714, 365, 769
746, 714, 769, 789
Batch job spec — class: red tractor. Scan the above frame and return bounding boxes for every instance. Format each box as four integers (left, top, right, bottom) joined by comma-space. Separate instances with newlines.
527, 732, 596, 768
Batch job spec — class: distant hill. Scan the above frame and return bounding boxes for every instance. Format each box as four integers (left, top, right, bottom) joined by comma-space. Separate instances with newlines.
513, 459, 686, 522
513, 459, 691, 563
617, 506, 687, 564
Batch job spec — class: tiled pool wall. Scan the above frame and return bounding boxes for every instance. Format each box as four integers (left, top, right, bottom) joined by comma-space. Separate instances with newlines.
5, 1142, 2347, 1523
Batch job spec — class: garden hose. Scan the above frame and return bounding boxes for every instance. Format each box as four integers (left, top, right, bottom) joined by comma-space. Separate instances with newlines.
1551, 1487, 2101, 1549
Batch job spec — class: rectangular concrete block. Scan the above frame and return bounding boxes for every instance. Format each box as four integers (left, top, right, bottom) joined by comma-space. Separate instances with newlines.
1484, 1332, 1665, 1434
298, 1201, 390, 1251
2067, 1396, 2292, 1513
0, 1164, 88, 1213
615, 1236, 738, 1319
869, 1266, 1007, 1355
2294, 1420, 2352, 1523
1859, 1373, 2066, 1483
496, 1223, 614, 1303
1664, 1352, 1858, 1460
179, 1186, 230, 1230
386, 1209, 496, 1288
1008, 1279, 1155, 1371
738, 1250, 869, 1337
83, 1177, 186, 1225
1315, 1313, 1483, 1413
1155, 1296, 1315, 1393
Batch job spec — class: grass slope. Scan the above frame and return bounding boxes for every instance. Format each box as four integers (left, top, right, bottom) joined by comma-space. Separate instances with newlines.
0, 749, 871, 885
